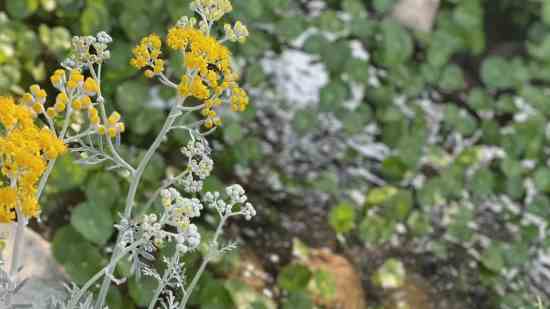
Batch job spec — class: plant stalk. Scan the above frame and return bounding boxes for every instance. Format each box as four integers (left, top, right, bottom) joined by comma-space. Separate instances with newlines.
95, 98, 183, 309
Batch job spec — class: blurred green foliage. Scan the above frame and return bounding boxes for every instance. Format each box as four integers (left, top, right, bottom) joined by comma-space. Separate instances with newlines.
3, 0, 550, 308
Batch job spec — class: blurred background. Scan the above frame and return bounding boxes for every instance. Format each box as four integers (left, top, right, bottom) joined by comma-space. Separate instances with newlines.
2, 0, 550, 308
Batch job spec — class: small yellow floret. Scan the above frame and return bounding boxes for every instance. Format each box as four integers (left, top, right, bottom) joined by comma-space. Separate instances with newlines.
108, 112, 121, 125
84, 78, 99, 94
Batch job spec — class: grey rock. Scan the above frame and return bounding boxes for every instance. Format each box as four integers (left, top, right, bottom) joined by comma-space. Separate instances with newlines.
4, 228, 67, 308
392, 0, 440, 32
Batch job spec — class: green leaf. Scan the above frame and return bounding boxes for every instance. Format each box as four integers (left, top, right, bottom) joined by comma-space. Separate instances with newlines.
119, 10, 151, 41
481, 56, 515, 89
534, 167, 550, 192
376, 20, 413, 66
48, 155, 87, 192
480, 243, 505, 273
277, 264, 312, 292
384, 190, 413, 221
196, 276, 235, 307
85, 173, 121, 208
223, 122, 244, 145
328, 202, 356, 233
439, 64, 466, 91
317, 10, 346, 33
321, 40, 352, 73
366, 186, 398, 205
80, 3, 110, 35
319, 80, 349, 112
116, 80, 151, 115
543, 1, 550, 25
225, 279, 276, 309
373, 0, 397, 13
359, 214, 395, 245
6, 0, 39, 19
52, 226, 105, 284
292, 109, 320, 135
128, 276, 158, 307
71, 202, 114, 245
283, 292, 314, 309
373, 258, 406, 289
276, 16, 306, 41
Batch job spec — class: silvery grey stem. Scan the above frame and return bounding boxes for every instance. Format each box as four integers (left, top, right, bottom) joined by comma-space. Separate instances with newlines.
9, 207, 26, 279
95, 98, 184, 309
67, 240, 144, 309
179, 214, 228, 309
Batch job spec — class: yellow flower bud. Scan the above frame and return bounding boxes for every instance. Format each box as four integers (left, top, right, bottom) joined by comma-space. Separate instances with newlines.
80, 96, 92, 109
90, 114, 101, 126
21, 93, 34, 105
116, 122, 126, 133
67, 80, 78, 90
46, 108, 57, 118
56, 92, 68, 104
30, 84, 41, 95
84, 78, 99, 94
108, 127, 117, 138
32, 103, 43, 114
72, 99, 82, 110
108, 112, 121, 125
97, 125, 106, 135
54, 102, 66, 113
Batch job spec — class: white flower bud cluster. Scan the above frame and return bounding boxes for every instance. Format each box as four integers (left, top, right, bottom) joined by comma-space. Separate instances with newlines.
190, 0, 233, 22
203, 184, 256, 220
179, 139, 213, 193
62, 32, 112, 69
142, 214, 165, 245
175, 224, 201, 253
160, 187, 204, 253
226, 184, 247, 204
224, 21, 249, 43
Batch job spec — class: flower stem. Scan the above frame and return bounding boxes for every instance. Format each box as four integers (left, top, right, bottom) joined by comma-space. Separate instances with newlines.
68, 240, 144, 309
9, 207, 26, 279
179, 215, 227, 309
95, 98, 184, 309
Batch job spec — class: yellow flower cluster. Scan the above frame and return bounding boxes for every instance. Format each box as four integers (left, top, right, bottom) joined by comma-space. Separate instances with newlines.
97, 111, 125, 138
171, 27, 249, 126
130, 34, 165, 78
47, 68, 124, 139
0, 97, 67, 222
131, 0, 251, 129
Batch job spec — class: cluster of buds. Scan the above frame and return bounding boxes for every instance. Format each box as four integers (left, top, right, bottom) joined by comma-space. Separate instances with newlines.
224, 21, 249, 43
51, 69, 97, 115
203, 184, 256, 220
130, 34, 165, 79
62, 31, 112, 69
190, 0, 233, 22
179, 138, 214, 192
20, 84, 47, 116
229, 87, 249, 112
96, 111, 125, 138
160, 188, 203, 253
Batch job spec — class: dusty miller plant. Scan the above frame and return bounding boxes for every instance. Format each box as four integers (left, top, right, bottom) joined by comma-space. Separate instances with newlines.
0, 0, 255, 308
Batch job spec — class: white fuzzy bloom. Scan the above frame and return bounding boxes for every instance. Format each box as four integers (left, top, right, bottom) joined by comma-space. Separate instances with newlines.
226, 184, 247, 204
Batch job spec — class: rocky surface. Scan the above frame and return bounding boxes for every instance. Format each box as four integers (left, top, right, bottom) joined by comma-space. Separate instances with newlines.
392, 0, 440, 32
4, 227, 67, 308
304, 248, 367, 309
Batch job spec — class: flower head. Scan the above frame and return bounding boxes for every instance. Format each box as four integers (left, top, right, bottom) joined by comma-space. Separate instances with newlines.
0, 97, 67, 222
132, 0, 250, 129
